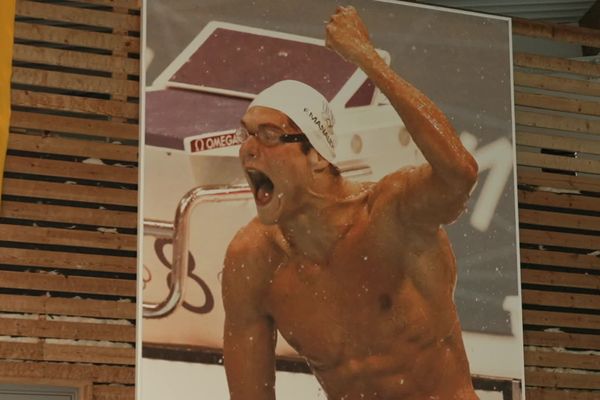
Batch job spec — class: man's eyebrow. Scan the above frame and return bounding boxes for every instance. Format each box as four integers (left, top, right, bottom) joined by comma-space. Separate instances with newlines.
287, 117, 301, 131
258, 122, 285, 131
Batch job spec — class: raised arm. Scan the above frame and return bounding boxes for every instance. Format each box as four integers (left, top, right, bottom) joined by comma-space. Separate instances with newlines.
326, 6, 478, 225
222, 230, 276, 400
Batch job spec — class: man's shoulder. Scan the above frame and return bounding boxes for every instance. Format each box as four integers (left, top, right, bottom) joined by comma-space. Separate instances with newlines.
368, 166, 419, 206
226, 217, 276, 257
224, 218, 282, 281
222, 219, 280, 309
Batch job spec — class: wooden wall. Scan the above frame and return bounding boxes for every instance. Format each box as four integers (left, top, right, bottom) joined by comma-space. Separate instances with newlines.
0, 2, 598, 400
1, 0, 139, 399
512, 19, 600, 400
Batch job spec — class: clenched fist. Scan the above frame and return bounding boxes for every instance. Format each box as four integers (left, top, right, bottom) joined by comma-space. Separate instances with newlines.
325, 6, 377, 66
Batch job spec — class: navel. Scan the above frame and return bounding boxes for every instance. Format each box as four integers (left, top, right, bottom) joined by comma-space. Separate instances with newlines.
379, 293, 393, 311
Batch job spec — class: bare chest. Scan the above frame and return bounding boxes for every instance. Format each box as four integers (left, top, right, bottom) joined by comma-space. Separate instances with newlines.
264, 229, 442, 367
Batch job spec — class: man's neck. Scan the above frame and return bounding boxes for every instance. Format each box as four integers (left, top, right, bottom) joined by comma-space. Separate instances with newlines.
278, 179, 369, 265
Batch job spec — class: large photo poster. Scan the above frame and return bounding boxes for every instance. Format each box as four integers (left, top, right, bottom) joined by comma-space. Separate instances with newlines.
139, 1, 524, 399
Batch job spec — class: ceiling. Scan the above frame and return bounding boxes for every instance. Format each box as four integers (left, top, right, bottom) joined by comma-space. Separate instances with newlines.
418, 0, 597, 23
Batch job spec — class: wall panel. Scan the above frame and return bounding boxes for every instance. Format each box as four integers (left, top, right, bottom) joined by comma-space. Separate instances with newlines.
513, 18, 600, 399
2, 0, 139, 397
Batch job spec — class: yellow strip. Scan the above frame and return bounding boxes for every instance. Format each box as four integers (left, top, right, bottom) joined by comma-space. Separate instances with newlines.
0, 0, 17, 206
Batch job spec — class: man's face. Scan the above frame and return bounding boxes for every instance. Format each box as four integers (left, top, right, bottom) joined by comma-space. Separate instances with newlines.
239, 106, 312, 225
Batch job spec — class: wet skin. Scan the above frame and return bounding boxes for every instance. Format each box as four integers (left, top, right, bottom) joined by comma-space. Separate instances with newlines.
222, 6, 479, 400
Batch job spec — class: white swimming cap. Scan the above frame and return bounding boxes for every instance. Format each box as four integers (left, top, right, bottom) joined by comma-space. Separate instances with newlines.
250, 80, 337, 164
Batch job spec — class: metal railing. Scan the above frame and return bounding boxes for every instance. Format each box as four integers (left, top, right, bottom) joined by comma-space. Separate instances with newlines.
142, 184, 253, 318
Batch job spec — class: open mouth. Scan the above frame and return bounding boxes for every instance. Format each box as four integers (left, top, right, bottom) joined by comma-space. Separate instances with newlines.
246, 169, 275, 206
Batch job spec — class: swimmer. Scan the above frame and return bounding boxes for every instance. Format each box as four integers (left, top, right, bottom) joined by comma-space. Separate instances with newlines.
222, 6, 479, 400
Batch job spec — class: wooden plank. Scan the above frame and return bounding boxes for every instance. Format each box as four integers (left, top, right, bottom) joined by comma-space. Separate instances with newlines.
523, 310, 600, 330
519, 209, 600, 231
512, 18, 600, 48
93, 386, 135, 400
0, 341, 135, 365
0, 360, 134, 384
8, 133, 138, 162
515, 91, 600, 117
0, 318, 135, 342
0, 271, 136, 297
518, 190, 599, 212
518, 168, 600, 193
0, 294, 135, 319
525, 350, 600, 371
514, 70, 600, 98
0, 224, 137, 251
0, 248, 136, 274
16, 0, 140, 31
12, 67, 139, 97
516, 131, 600, 156
11, 90, 139, 119
10, 111, 139, 141
4, 155, 138, 184
2, 178, 137, 206
12, 44, 139, 76
525, 369, 600, 390
517, 151, 600, 175
519, 229, 600, 251
14, 22, 139, 53
82, 0, 140, 8
524, 331, 600, 351
110, 6, 131, 122
0, 201, 137, 228
516, 110, 600, 135
519, 249, 599, 271
521, 269, 600, 290
514, 53, 600, 79
526, 387, 599, 400
523, 290, 600, 311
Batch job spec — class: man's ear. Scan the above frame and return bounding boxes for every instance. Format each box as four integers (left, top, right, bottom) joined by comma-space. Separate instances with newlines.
307, 148, 329, 173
